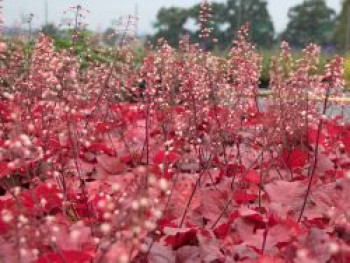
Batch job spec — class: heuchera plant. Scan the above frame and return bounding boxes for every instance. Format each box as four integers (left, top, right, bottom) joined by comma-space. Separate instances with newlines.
0, 1, 349, 262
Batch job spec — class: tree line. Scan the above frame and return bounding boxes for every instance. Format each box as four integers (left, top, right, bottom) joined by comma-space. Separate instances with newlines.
149, 0, 350, 51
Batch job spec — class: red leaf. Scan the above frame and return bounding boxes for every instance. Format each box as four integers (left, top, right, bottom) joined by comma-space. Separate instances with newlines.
111, 103, 144, 123
96, 155, 125, 174
95, 122, 111, 133
0, 199, 15, 235
0, 162, 9, 178
342, 129, 350, 153
258, 255, 284, 263
234, 190, 257, 204
120, 153, 141, 166
174, 106, 186, 114
245, 170, 260, 184
120, 154, 133, 164
308, 128, 326, 145
220, 163, 245, 178
281, 148, 308, 170
86, 143, 115, 156
265, 180, 307, 218
164, 228, 198, 249
238, 207, 264, 223
89, 195, 110, 221
0, 102, 10, 122
244, 224, 294, 252
47, 137, 61, 152
21, 183, 63, 214
148, 244, 176, 263
149, 163, 173, 179
36, 250, 92, 263
157, 217, 177, 232
214, 223, 231, 238
153, 151, 180, 165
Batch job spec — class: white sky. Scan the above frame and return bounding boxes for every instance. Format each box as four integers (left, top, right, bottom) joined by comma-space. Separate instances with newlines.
3, 0, 342, 34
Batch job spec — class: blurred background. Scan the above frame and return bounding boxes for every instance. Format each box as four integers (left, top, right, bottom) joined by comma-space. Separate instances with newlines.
2, 0, 349, 50
2, 0, 350, 87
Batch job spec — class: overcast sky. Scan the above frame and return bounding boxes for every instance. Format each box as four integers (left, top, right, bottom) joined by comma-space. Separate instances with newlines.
3, 0, 342, 34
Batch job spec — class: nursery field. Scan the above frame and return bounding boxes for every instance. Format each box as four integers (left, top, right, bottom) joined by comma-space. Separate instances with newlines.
1, 21, 350, 263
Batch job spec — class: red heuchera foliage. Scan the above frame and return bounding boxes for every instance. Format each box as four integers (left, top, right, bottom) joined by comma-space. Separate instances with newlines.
0, 5, 349, 262
36, 250, 93, 263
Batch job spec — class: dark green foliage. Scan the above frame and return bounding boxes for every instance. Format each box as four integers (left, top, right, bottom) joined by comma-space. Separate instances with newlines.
223, 0, 274, 48
151, 0, 274, 49
41, 23, 60, 39
152, 7, 190, 47
102, 28, 118, 46
282, 0, 336, 48
187, 2, 227, 49
335, 0, 350, 50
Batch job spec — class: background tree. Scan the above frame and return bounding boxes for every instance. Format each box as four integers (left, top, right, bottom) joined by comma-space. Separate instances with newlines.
223, 0, 275, 48
102, 27, 118, 46
151, 7, 190, 47
282, 0, 336, 48
41, 23, 60, 38
187, 2, 226, 49
151, 0, 274, 49
335, 0, 350, 50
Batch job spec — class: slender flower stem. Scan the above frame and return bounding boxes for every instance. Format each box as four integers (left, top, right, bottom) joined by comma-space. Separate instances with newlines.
298, 86, 331, 222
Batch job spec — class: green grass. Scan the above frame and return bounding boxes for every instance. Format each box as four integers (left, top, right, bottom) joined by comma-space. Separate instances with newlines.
345, 54, 350, 91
